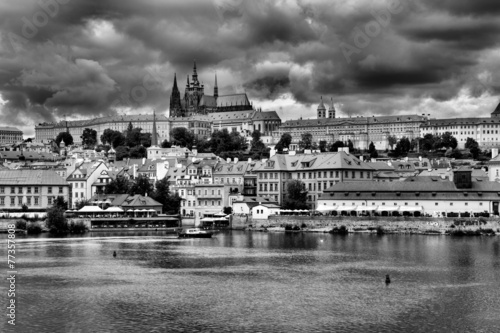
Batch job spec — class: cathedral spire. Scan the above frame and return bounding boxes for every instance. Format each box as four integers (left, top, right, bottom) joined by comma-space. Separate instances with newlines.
173, 73, 178, 90
214, 72, 218, 98
192, 60, 198, 84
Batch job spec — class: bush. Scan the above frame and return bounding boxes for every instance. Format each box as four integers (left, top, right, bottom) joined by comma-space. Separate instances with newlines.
376, 226, 385, 235
27, 223, 43, 234
293, 225, 301, 231
284, 224, 293, 231
301, 223, 308, 229
69, 221, 87, 234
330, 225, 348, 235
16, 220, 27, 230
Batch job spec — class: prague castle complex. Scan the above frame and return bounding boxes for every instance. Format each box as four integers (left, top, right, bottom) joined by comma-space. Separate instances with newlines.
34, 62, 500, 150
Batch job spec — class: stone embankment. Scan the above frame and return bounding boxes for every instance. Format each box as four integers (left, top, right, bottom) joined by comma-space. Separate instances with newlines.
232, 215, 500, 236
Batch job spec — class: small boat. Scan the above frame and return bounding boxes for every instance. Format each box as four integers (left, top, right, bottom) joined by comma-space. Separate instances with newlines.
178, 228, 213, 238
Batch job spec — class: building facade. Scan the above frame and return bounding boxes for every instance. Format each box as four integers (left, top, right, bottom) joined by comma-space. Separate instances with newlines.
0, 127, 23, 144
420, 102, 500, 149
0, 170, 69, 211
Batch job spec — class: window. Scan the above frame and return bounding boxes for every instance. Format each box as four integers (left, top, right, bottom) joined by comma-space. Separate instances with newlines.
18, 187, 23, 194
18, 197, 23, 205
450, 203, 453, 206
345, 171, 348, 178
34, 197, 39, 206
218, 200, 221, 206
0, 187, 3, 194
435, 203, 438, 206
27, 197, 31, 206
352, 171, 355, 178
48, 187, 52, 194
211, 200, 215, 206
218, 189, 221, 195
360, 172, 364, 179
480, 203, 483, 206
10, 197, 15, 206
0, 197, 4, 205
465, 203, 468, 206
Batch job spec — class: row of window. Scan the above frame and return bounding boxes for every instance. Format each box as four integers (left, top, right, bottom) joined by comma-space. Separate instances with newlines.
331, 202, 482, 206
0, 196, 41, 206
0, 186, 63, 194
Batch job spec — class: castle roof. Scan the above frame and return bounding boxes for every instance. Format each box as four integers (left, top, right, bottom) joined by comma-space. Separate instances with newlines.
216, 93, 251, 107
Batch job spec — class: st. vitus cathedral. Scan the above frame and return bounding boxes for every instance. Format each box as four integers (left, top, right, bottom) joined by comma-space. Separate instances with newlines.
169, 62, 253, 117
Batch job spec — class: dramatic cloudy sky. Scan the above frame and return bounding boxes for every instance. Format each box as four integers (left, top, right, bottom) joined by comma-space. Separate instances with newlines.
1, 0, 500, 137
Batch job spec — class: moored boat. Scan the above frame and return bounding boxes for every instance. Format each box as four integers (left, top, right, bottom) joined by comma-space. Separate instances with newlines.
178, 228, 213, 238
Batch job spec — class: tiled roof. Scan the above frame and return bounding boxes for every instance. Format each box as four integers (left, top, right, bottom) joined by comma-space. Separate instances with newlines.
213, 161, 249, 175
423, 117, 500, 126
0, 126, 22, 132
491, 102, 500, 114
280, 115, 425, 128
252, 111, 280, 121
216, 93, 250, 107
254, 151, 374, 172
0, 170, 68, 185
199, 95, 217, 107
0, 151, 60, 161
208, 110, 255, 122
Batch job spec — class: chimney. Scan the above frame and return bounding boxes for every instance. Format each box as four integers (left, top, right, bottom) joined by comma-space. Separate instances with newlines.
419, 156, 422, 161
142, 158, 146, 165
360, 155, 364, 162
133, 164, 137, 178
234, 157, 238, 164
248, 157, 252, 163
226, 158, 231, 163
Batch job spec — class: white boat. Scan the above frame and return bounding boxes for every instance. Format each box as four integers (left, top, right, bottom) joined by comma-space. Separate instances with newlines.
178, 228, 213, 238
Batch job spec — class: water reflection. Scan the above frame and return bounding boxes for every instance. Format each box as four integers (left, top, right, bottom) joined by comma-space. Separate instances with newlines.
1, 232, 499, 332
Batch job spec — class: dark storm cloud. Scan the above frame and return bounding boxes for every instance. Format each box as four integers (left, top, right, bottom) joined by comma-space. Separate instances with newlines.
1, 0, 500, 137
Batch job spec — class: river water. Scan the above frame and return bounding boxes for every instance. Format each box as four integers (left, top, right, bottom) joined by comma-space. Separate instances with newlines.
1, 231, 499, 333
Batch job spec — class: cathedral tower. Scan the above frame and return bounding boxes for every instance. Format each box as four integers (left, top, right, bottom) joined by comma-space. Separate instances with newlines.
317, 96, 326, 118
328, 98, 336, 119
169, 73, 182, 117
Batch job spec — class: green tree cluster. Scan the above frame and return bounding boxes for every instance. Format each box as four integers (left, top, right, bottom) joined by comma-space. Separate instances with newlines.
282, 179, 309, 210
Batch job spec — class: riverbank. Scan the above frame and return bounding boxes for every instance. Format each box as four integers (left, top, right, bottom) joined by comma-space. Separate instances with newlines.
234, 216, 500, 236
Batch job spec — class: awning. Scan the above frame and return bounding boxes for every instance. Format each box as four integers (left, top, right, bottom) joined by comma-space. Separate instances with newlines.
399, 206, 423, 212
376, 206, 400, 212
214, 212, 227, 217
78, 206, 103, 213
336, 206, 358, 211
104, 207, 124, 213
356, 206, 378, 211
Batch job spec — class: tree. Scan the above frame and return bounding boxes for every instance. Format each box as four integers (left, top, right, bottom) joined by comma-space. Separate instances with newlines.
347, 139, 354, 153
441, 132, 458, 149
129, 174, 154, 196
55, 132, 73, 147
209, 129, 248, 155
171, 127, 195, 149
115, 146, 130, 161
129, 145, 147, 158
161, 140, 172, 148
53, 196, 68, 210
151, 177, 182, 214
223, 207, 232, 215
250, 130, 266, 159
74, 199, 92, 210
101, 129, 125, 148
275, 133, 292, 151
81, 128, 97, 148
319, 141, 327, 152
421, 133, 436, 151
465, 137, 480, 159
46, 206, 68, 234
140, 132, 152, 148
105, 176, 131, 194
282, 179, 309, 210
387, 135, 397, 150
368, 141, 378, 158
329, 140, 344, 152
298, 133, 313, 150
126, 128, 144, 147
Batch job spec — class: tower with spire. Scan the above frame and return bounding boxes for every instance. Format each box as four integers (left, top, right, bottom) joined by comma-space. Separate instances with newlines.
214, 72, 218, 98
169, 73, 182, 117
328, 98, 336, 119
317, 96, 326, 118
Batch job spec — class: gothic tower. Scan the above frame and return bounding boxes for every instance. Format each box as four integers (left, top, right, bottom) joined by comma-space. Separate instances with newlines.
184, 61, 205, 116
317, 96, 326, 118
328, 98, 336, 118
169, 73, 182, 117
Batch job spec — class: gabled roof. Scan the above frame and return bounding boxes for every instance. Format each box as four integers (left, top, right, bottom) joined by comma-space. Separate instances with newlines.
251, 111, 280, 121
199, 95, 217, 107
213, 161, 249, 175
492, 102, 500, 114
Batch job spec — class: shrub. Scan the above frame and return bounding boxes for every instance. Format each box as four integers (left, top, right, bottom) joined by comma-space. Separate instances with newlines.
376, 226, 385, 235
69, 221, 87, 234
293, 225, 301, 231
27, 223, 43, 234
330, 225, 348, 235
301, 223, 308, 229
284, 224, 293, 231
16, 220, 27, 230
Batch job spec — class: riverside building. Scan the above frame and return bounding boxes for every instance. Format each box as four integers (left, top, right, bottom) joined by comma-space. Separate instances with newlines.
0, 126, 23, 144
